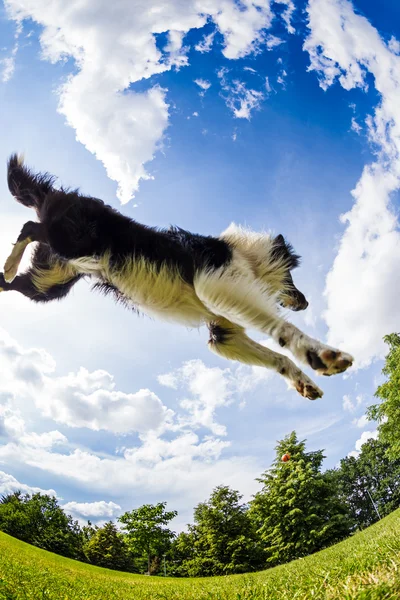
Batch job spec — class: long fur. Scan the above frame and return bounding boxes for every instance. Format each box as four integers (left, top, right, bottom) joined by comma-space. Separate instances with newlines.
0, 155, 354, 400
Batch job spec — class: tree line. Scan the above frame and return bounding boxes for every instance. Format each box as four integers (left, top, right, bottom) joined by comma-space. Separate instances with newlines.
0, 334, 399, 576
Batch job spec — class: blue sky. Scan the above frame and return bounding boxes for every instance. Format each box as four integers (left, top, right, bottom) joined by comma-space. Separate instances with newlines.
0, 0, 399, 530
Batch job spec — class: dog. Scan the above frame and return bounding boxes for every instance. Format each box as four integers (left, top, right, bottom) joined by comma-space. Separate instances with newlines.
0, 154, 353, 399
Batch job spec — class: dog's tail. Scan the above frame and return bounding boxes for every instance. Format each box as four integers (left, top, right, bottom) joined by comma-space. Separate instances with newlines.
7, 153, 56, 210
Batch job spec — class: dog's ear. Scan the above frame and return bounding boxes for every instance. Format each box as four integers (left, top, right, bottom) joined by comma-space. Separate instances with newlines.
272, 234, 301, 270
274, 234, 285, 244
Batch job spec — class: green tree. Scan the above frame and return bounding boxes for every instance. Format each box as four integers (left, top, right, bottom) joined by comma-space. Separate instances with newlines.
0, 492, 32, 542
84, 521, 133, 571
249, 432, 351, 566
0, 492, 84, 559
118, 502, 177, 575
176, 486, 264, 577
368, 333, 400, 459
336, 436, 400, 530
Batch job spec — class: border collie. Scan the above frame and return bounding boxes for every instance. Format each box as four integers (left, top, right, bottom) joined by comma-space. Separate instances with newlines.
0, 154, 353, 399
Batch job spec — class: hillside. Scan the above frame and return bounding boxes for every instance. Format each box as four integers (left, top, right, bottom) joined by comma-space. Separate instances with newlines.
0, 508, 399, 600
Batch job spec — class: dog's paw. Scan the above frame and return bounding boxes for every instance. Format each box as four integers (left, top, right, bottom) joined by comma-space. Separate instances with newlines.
4, 255, 19, 283
292, 373, 323, 400
3, 240, 28, 283
307, 348, 353, 376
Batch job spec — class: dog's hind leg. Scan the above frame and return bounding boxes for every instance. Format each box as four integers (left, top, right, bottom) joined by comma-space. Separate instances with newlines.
3, 221, 47, 283
0, 243, 81, 302
207, 318, 323, 400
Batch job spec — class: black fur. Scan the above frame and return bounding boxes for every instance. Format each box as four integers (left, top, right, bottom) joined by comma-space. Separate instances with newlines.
2, 156, 234, 302
0, 243, 82, 303
91, 281, 139, 313
306, 350, 326, 371
33, 192, 232, 285
208, 322, 233, 345
272, 234, 300, 270
7, 154, 56, 211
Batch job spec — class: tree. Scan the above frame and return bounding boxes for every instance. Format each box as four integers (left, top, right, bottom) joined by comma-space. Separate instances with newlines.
336, 436, 400, 530
0, 492, 84, 559
118, 502, 177, 575
249, 432, 351, 566
0, 492, 33, 542
368, 333, 400, 459
175, 486, 264, 577
84, 521, 133, 571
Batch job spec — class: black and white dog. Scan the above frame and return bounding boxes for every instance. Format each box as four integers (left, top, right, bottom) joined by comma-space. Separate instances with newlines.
0, 154, 353, 399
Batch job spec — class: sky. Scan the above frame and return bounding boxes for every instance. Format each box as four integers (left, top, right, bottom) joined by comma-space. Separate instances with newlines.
0, 0, 399, 531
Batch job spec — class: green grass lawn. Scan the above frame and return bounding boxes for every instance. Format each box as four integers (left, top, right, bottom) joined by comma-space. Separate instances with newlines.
1, 509, 399, 600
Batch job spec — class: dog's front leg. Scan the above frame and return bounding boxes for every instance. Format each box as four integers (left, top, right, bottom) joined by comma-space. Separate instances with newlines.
268, 318, 354, 377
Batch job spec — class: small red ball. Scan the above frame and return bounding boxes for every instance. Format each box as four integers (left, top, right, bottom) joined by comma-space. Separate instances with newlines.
282, 453, 291, 462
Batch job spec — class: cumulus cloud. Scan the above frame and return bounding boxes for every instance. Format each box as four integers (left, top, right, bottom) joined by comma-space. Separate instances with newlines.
348, 429, 378, 458
62, 500, 121, 520
0, 470, 57, 497
0, 436, 262, 525
160, 359, 235, 436
42, 368, 173, 435
352, 414, 369, 428
0, 328, 173, 436
3, 0, 294, 203
304, 0, 400, 368
0, 325, 289, 526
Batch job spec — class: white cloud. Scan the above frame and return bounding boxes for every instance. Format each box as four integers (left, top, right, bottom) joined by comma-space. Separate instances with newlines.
275, 0, 295, 35
223, 80, 264, 119
388, 36, 400, 55
3, 0, 294, 203
194, 78, 212, 94
352, 414, 369, 428
0, 328, 173, 436
195, 31, 215, 53
42, 368, 173, 435
0, 21, 21, 83
0, 400, 25, 440
161, 359, 234, 436
304, 0, 400, 368
348, 428, 378, 457
157, 372, 178, 389
266, 34, 284, 49
62, 500, 121, 519
350, 116, 362, 134
0, 327, 280, 528
20, 430, 67, 449
342, 393, 363, 413
0, 437, 262, 529
0, 470, 57, 497
277, 69, 287, 87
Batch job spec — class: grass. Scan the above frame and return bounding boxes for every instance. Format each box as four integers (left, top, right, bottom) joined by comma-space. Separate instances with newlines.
0, 509, 400, 600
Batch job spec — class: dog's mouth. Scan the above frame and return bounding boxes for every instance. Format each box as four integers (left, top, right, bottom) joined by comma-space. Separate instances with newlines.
280, 294, 309, 312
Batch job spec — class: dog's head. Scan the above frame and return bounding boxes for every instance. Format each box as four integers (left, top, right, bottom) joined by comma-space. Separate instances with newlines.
272, 234, 308, 312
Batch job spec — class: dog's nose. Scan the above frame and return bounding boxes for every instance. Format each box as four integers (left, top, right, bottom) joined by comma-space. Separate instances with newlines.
293, 299, 308, 311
